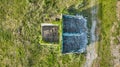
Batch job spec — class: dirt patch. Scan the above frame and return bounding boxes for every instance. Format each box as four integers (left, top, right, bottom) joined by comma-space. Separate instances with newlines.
117, 1, 120, 20
110, 38, 120, 67
110, 1, 120, 67
84, 0, 98, 67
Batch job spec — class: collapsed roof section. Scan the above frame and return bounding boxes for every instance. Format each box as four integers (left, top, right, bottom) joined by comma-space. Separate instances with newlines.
62, 15, 88, 54
41, 23, 59, 43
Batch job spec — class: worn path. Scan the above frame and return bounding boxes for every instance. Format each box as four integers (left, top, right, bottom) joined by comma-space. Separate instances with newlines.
84, 0, 98, 67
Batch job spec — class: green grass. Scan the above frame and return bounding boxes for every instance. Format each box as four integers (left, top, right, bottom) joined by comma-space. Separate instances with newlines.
98, 0, 117, 67
0, 0, 91, 67
1, 0, 118, 67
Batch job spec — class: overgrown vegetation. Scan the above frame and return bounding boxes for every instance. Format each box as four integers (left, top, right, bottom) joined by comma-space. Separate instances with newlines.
1, 0, 118, 67
98, 0, 117, 67
0, 0, 91, 67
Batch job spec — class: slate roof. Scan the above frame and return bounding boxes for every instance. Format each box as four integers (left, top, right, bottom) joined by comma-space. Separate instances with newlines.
62, 15, 88, 54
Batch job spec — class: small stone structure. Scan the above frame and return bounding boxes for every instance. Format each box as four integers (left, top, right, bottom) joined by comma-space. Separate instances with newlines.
62, 15, 88, 53
41, 23, 59, 43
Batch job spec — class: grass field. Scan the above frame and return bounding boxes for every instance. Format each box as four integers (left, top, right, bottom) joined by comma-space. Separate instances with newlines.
0, 0, 118, 67
97, 0, 117, 67
0, 0, 91, 67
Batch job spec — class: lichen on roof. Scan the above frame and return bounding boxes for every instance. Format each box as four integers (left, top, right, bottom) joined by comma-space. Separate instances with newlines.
62, 15, 88, 54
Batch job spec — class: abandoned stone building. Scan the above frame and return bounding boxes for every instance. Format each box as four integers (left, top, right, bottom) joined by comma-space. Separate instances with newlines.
41, 15, 88, 54
41, 24, 59, 43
